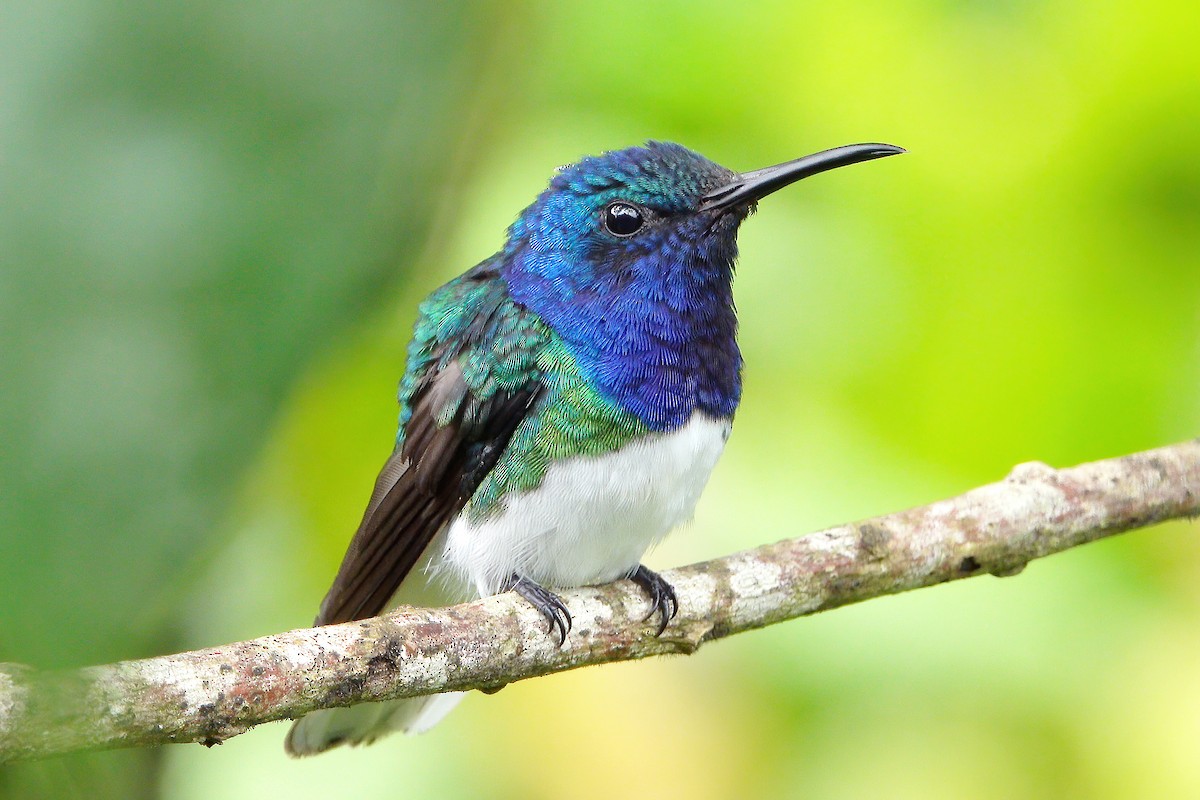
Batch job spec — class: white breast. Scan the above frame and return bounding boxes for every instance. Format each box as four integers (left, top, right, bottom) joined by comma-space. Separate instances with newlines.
439, 413, 731, 596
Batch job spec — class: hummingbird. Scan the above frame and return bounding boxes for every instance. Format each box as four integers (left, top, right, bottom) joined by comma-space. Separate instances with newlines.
284, 140, 904, 755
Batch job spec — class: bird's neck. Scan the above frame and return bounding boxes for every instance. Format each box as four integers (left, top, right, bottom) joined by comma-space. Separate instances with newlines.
503, 237, 742, 432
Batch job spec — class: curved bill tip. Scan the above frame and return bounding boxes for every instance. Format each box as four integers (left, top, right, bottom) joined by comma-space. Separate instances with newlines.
700, 142, 905, 212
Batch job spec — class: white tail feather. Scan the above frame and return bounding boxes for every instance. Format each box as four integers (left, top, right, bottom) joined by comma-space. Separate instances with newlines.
284, 693, 465, 756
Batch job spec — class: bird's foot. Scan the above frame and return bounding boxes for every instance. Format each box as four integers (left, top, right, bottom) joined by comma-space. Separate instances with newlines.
504, 574, 572, 646
630, 564, 678, 636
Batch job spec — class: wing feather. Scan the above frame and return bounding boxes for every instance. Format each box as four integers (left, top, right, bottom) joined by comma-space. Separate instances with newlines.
314, 269, 544, 626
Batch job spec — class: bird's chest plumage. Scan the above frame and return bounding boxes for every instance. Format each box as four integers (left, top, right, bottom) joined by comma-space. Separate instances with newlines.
441, 413, 730, 596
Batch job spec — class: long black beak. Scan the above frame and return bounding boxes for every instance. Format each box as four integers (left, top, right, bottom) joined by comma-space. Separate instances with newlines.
699, 143, 905, 212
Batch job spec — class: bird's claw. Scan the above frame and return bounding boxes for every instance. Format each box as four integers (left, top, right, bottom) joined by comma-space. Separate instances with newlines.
630, 564, 678, 636
506, 574, 572, 646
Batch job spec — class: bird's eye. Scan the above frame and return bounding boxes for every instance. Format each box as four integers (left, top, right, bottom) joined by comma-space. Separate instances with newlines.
602, 202, 645, 237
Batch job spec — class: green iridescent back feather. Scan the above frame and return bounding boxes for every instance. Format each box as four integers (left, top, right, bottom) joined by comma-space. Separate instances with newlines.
397, 260, 648, 521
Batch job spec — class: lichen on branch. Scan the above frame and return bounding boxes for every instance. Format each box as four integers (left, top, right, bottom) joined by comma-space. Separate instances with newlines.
1, 440, 1197, 764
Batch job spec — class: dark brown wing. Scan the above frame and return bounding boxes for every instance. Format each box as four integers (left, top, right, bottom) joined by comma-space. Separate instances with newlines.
313, 260, 545, 626
315, 361, 539, 625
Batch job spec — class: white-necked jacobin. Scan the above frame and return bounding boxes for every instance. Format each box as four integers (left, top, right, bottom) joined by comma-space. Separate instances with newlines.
285, 140, 904, 755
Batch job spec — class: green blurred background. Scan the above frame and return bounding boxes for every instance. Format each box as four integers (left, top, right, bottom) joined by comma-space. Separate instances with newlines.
3, 1, 1198, 797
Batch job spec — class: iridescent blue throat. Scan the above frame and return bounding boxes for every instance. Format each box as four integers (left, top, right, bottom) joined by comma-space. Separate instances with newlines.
504, 215, 743, 431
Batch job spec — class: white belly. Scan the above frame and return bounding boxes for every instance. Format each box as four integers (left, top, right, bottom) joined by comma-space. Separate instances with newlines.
439, 413, 731, 596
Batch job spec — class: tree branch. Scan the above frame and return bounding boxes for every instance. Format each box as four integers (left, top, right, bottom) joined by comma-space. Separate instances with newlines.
2, 440, 1197, 763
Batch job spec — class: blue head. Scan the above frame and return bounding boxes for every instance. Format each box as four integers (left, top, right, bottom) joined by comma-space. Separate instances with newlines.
501, 140, 904, 431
